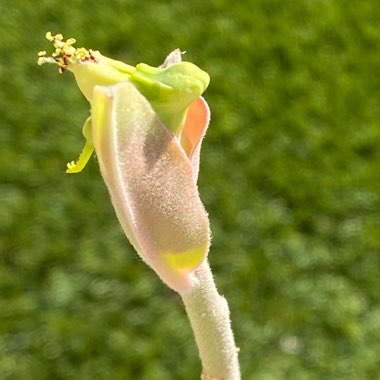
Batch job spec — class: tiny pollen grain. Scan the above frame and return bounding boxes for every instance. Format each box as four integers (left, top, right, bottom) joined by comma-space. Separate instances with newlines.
37, 32, 98, 73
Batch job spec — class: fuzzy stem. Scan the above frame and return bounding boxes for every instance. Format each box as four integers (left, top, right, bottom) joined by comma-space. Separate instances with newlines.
180, 261, 240, 380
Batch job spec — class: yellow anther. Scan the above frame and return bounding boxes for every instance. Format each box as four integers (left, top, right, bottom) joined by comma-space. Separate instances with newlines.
38, 32, 98, 73
53, 40, 65, 49
45, 31, 54, 41
63, 46, 76, 56
38, 50, 46, 57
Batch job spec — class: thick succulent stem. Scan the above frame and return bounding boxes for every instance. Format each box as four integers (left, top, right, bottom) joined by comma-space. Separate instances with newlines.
180, 261, 240, 379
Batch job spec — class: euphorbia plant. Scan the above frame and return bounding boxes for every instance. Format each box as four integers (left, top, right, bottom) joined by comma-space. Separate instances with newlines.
38, 32, 240, 379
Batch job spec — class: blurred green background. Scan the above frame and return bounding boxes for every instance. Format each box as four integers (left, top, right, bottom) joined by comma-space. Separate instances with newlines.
1, 0, 380, 379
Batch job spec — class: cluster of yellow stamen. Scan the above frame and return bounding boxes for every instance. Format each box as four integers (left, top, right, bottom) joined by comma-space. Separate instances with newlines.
37, 32, 97, 73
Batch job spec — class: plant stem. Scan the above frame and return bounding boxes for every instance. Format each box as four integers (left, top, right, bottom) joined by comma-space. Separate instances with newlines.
180, 261, 240, 380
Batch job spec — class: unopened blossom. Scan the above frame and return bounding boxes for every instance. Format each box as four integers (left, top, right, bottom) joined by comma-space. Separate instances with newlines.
38, 33, 211, 292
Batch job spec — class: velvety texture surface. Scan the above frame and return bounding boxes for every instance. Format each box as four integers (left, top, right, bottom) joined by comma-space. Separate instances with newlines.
92, 83, 210, 292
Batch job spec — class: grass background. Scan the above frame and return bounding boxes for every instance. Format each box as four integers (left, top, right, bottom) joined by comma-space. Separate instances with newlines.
1, 0, 380, 379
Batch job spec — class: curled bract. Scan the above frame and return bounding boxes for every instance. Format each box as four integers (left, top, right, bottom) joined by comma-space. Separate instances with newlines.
93, 83, 210, 291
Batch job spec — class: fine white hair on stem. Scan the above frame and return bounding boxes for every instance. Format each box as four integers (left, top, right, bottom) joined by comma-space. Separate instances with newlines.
181, 261, 241, 379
